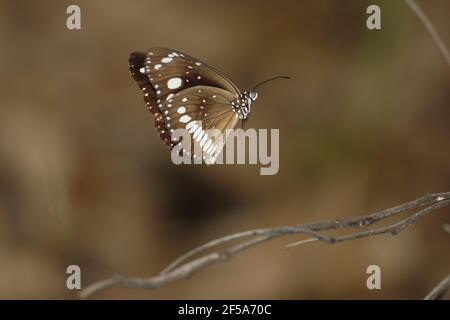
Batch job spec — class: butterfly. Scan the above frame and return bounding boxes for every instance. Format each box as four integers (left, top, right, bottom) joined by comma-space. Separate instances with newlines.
129, 47, 288, 164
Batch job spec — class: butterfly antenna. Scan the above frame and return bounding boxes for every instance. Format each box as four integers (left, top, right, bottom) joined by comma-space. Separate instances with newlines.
252, 76, 290, 90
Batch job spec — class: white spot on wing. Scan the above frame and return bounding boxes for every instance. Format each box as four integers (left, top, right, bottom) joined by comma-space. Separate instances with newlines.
193, 127, 203, 139
167, 77, 182, 89
186, 121, 196, 130
161, 57, 173, 63
200, 134, 208, 146
195, 132, 204, 143
154, 64, 162, 70
186, 121, 199, 132
180, 115, 191, 123
177, 106, 186, 114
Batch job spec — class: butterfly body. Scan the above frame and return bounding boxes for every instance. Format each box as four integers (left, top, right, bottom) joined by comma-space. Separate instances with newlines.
232, 90, 257, 120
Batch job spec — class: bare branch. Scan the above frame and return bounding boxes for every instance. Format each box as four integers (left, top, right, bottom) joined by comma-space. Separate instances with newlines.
80, 192, 450, 299
406, 0, 450, 67
424, 274, 450, 300
288, 199, 449, 247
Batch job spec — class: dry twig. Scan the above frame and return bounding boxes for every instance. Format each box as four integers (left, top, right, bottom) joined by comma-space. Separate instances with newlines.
81, 192, 450, 298
406, 0, 450, 67
424, 274, 450, 300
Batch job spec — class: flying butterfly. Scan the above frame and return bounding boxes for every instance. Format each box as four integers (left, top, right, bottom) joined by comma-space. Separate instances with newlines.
128, 47, 288, 164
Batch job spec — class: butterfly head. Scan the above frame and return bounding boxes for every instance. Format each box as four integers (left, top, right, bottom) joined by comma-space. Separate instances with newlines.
248, 90, 258, 102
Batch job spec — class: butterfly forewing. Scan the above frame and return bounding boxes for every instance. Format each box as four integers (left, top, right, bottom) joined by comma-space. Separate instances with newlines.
129, 52, 172, 146
143, 47, 240, 103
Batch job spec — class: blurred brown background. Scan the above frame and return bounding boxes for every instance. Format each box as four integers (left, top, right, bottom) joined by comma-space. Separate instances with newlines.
0, 0, 449, 299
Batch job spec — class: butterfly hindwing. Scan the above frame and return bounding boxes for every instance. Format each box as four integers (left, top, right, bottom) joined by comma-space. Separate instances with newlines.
165, 86, 240, 164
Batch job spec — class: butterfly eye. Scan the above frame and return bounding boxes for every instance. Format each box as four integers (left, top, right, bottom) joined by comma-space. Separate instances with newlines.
249, 91, 258, 101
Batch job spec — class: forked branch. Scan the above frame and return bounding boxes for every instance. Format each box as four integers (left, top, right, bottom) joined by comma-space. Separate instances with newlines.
80, 192, 450, 298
